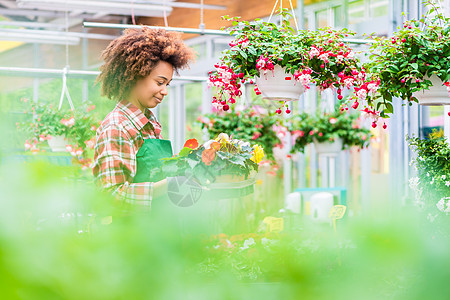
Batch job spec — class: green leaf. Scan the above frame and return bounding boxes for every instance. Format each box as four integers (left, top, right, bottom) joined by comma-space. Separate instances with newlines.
179, 147, 192, 157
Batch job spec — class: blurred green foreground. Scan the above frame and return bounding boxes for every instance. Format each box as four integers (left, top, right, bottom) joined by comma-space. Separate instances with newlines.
1, 158, 450, 300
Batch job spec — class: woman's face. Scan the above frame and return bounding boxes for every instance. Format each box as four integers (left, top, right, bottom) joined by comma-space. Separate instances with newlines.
129, 60, 174, 111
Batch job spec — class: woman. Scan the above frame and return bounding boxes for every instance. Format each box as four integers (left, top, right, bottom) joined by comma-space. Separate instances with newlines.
93, 27, 195, 209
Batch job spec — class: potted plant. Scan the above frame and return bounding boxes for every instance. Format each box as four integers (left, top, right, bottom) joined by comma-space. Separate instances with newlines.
408, 131, 450, 215
365, 0, 450, 113
286, 108, 372, 154
151, 133, 264, 185
208, 10, 371, 114
198, 106, 281, 162
19, 100, 99, 170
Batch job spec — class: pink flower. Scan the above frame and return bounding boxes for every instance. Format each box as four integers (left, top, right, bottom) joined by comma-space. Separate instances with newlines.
252, 132, 262, 140
61, 116, 75, 127
356, 88, 368, 100
318, 52, 330, 63
309, 46, 320, 58
85, 138, 95, 149
367, 82, 378, 94
343, 77, 354, 89
24, 140, 32, 150
329, 117, 337, 124
256, 56, 266, 70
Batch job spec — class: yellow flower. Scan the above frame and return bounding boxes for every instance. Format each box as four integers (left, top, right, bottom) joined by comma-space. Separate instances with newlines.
251, 144, 265, 164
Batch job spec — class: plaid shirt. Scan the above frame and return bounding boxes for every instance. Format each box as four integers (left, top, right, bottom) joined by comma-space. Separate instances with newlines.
93, 100, 163, 207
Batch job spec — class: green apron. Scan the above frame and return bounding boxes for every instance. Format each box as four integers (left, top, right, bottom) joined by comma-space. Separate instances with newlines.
133, 137, 173, 183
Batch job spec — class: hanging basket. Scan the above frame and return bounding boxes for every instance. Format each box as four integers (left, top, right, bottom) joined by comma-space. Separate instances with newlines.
313, 137, 343, 155
255, 65, 305, 101
414, 75, 450, 106
47, 135, 68, 152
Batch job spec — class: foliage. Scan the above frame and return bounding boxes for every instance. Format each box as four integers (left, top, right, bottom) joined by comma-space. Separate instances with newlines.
151, 133, 264, 185
408, 131, 450, 214
365, 0, 450, 117
198, 107, 281, 161
209, 9, 372, 115
286, 107, 373, 153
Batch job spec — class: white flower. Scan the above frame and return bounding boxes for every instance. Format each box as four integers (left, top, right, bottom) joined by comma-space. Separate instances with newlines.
367, 83, 378, 94
430, 178, 435, 185
356, 89, 368, 100
237, 140, 250, 148
203, 139, 216, 150
216, 133, 230, 142
441, 175, 446, 180
409, 177, 420, 190
436, 197, 450, 213
427, 172, 430, 177
445, 181, 450, 187
240, 238, 256, 251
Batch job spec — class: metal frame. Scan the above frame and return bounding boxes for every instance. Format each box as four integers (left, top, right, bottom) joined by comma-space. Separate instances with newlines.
0, 66, 208, 82
83, 22, 375, 44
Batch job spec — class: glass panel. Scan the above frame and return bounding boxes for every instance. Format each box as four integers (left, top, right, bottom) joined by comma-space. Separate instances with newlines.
348, 0, 365, 24
184, 82, 203, 142
315, 8, 329, 29
370, 0, 389, 18
333, 5, 345, 28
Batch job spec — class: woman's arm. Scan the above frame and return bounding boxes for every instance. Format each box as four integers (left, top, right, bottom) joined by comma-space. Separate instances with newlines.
93, 123, 166, 207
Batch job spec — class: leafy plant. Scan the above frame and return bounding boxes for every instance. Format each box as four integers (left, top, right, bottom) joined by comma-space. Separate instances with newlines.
286, 107, 373, 153
365, 0, 450, 117
209, 9, 372, 114
408, 132, 450, 213
151, 133, 264, 185
198, 107, 281, 161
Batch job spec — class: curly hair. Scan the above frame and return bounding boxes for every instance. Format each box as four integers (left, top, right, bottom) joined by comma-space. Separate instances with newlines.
97, 27, 195, 101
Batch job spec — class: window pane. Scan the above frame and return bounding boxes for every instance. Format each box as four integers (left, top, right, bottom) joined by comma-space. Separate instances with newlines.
349, 0, 365, 24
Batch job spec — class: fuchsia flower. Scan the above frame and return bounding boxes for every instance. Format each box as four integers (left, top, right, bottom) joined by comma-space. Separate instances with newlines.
293, 68, 312, 90
308, 46, 320, 58
445, 82, 450, 97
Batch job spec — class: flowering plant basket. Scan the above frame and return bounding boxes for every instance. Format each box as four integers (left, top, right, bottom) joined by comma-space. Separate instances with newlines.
152, 133, 264, 185
18, 100, 99, 169
365, 0, 450, 114
286, 107, 372, 153
198, 107, 280, 161
208, 10, 370, 114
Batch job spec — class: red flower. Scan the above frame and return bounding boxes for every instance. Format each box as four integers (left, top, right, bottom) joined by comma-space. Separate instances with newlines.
184, 138, 199, 149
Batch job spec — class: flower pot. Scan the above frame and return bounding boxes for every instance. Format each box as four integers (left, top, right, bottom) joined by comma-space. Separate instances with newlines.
47, 135, 68, 152
255, 65, 305, 101
214, 173, 246, 183
313, 138, 343, 154
414, 75, 450, 106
